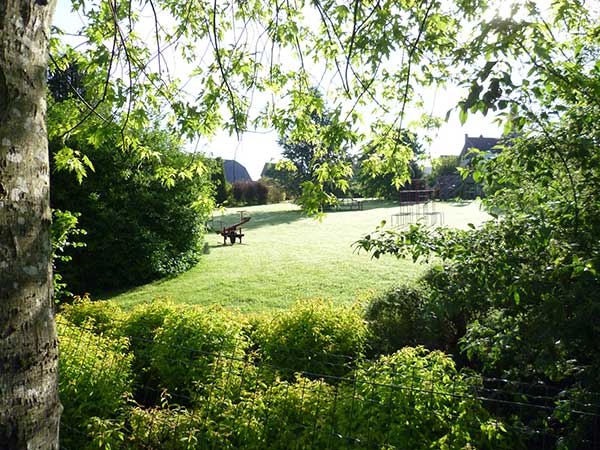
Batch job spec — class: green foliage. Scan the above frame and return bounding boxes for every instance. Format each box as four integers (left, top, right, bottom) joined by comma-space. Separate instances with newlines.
225, 376, 338, 449
260, 163, 296, 199
51, 209, 86, 301
231, 180, 269, 205
364, 284, 456, 357
57, 316, 133, 450
358, 129, 425, 200
253, 300, 368, 378
59, 295, 123, 337
150, 306, 248, 398
259, 177, 287, 203
54, 304, 537, 450
355, 5, 600, 428
118, 300, 180, 401
339, 347, 508, 450
209, 157, 232, 205
124, 401, 209, 450
277, 92, 353, 208
430, 155, 460, 181
50, 121, 214, 291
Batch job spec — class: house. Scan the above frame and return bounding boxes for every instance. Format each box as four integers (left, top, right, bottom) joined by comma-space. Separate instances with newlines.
437, 134, 504, 199
458, 134, 502, 167
223, 159, 252, 183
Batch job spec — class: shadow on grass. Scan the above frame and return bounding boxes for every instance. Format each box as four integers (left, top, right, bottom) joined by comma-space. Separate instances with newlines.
96, 273, 182, 301
213, 200, 399, 228
209, 208, 306, 232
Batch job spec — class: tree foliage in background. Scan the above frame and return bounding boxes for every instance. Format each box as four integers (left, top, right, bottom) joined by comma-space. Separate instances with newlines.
358, 130, 425, 199
209, 157, 231, 205
277, 94, 353, 206
430, 155, 459, 180
48, 0, 485, 214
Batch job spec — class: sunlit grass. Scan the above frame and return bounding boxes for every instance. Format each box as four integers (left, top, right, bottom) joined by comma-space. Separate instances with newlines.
106, 200, 490, 313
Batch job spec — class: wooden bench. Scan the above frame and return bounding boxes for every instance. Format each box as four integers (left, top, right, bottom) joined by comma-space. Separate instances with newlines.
220, 216, 250, 245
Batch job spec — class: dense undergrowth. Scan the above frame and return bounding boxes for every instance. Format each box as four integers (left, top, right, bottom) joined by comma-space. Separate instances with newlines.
58, 293, 597, 450
58, 297, 510, 450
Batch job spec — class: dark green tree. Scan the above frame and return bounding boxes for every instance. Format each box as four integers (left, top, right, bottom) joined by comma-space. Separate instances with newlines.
51, 130, 213, 292
209, 157, 231, 205
358, 130, 425, 199
278, 95, 352, 200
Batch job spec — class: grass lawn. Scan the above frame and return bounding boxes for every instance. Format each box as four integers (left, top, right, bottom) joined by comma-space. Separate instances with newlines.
106, 200, 490, 313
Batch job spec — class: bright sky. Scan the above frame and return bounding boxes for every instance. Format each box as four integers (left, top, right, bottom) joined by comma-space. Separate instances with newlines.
52, 0, 502, 180
199, 105, 501, 180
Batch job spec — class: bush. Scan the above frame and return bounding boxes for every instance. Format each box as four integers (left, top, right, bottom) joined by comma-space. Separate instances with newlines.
232, 180, 269, 205
121, 374, 337, 450
254, 300, 368, 378
227, 376, 337, 449
57, 316, 133, 449
336, 347, 508, 450
150, 306, 248, 399
50, 126, 214, 292
59, 295, 123, 337
364, 284, 457, 357
118, 299, 181, 403
262, 178, 287, 203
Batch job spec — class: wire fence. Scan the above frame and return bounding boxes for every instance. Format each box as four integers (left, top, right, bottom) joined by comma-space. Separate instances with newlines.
58, 318, 600, 450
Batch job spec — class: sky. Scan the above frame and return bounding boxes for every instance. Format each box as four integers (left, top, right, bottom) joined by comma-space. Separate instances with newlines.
197, 94, 502, 180
52, 0, 503, 180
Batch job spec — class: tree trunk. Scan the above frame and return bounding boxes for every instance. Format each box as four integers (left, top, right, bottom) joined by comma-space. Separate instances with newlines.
0, 1, 59, 449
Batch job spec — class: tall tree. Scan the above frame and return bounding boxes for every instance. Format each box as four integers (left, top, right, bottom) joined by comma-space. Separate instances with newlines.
279, 104, 350, 198
358, 129, 425, 199
0, 0, 60, 448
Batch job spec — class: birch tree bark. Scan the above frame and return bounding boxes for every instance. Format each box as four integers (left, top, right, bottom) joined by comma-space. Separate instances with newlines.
0, 0, 60, 448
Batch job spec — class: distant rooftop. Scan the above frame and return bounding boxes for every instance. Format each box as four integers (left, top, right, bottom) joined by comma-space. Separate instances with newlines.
459, 134, 503, 166
223, 159, 252, 183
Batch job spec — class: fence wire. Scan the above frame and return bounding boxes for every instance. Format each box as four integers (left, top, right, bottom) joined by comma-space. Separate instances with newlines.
58, 318, 600, 450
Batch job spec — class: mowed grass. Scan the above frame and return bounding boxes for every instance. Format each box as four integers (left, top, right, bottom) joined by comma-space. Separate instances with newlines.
107, 200, 490, 313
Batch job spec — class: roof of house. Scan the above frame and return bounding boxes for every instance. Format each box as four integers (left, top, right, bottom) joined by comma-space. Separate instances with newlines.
260, 162, 275, 178
223, 159, 252, 183
458, 134, 502, 166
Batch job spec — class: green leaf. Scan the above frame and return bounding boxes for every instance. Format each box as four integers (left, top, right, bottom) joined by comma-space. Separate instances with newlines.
459, 108, 468, 125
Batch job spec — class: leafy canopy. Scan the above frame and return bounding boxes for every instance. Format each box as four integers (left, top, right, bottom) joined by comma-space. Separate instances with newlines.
52, 0, 490, 214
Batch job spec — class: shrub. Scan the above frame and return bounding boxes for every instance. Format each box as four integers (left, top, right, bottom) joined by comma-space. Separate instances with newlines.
364, 284, 456, 357
254, 300, 368, 378
50, 126, 214, 292
126, 402, 209, 450
232, 180, 269, 205
336, 347, 508, 450
227, 376, 337, 449
262, 178, 287, 203
57, 316, 133, 449
118, 299, 181, 403
59, 295, 123, 337
150, 306, 248, 399
123, 375, 338, 450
